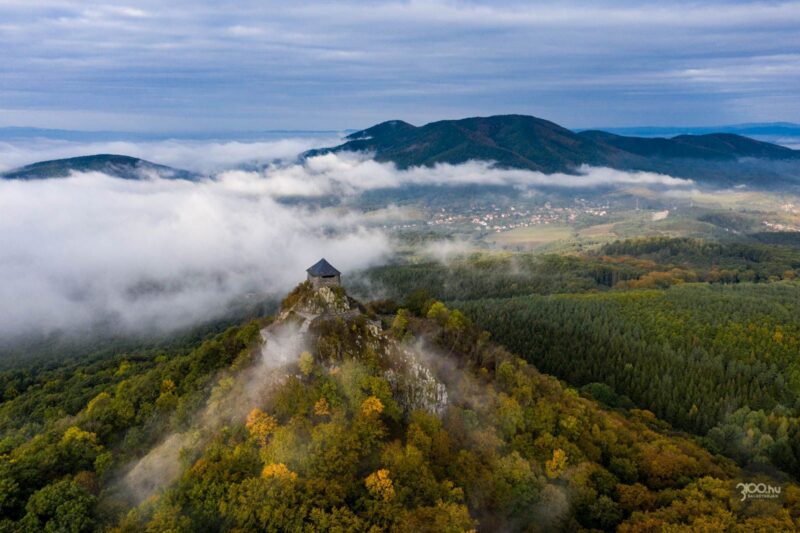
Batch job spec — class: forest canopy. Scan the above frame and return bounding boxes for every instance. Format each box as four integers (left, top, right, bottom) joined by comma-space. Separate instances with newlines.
1, 238, 799, 531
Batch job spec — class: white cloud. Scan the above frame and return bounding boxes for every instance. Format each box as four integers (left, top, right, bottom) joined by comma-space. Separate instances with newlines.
0, 136, 341, 174
1, 1, 798, 129
0, 171, 391, 338
419, 238, 475, 263
239, 152, 694, 197
227, 25, 266, 37
0, 146, 694, 340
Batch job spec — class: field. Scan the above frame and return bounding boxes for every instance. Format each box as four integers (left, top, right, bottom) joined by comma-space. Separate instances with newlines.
483, 224, 575, 249
577, 222, 617, 237
480, 209, 726, 253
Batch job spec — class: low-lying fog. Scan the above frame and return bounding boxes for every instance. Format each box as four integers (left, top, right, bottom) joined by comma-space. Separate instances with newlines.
0, 136, 695, 340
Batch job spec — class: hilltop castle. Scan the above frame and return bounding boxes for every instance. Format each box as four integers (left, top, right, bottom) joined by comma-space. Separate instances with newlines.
306, 258, 341, 289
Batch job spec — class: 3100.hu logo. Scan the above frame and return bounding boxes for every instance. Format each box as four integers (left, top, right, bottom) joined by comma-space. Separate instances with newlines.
736, 482, 781, 502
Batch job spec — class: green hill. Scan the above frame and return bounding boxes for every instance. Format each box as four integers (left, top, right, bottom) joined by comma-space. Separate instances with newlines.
310, 114, 800, 189
579, 130, 799, 161
0, 281, 797, 531
310, 114, 629, 173
1, 154, 199, 181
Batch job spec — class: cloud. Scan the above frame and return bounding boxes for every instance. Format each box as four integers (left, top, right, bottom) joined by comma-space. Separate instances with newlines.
0, 1, 798, 130
238, 152, 694, 198
772, 136, 800, 150
0, 171, 391, 339
419, 238, 475, 263
0, 135, 341, 174
0, 146, 693, 341
122, 321, 305, 503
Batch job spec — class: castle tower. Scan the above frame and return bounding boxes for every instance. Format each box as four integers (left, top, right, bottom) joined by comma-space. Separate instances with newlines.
306, 258, 341, 289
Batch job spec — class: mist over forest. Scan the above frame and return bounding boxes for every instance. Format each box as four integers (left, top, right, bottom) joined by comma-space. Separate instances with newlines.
3, 1, 800, 530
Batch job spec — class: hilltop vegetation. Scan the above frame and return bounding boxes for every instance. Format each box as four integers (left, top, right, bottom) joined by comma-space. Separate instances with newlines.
3, 238, 800, 531
1, 284, 797, 531
0, 321, 263, 531
457, 283, 800, 478
355, 236, 800, 303
359, 237, 800, 475
0, 154, 198, 181
311, 114, 800, 188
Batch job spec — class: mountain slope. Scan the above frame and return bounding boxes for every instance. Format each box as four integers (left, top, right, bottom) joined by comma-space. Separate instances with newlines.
579, 130, 799, 160
2, 281, 797, 531
1, 154, 198, 181
101, 288, 800, 530
596, 122, 800, 138
312, 114, 800, 188
312, 114, 631, 173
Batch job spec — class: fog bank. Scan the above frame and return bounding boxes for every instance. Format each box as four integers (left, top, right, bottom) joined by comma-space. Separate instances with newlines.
0, 172, 390, 338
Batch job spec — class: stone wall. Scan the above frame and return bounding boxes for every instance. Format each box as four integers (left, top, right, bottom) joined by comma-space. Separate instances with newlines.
309, 274, 340, 289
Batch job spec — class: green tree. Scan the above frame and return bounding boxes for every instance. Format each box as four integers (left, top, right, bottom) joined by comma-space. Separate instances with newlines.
21, 479, 96, 533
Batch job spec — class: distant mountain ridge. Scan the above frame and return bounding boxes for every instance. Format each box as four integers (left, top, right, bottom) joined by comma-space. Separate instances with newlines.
310, 114, 800, 188
594, 122, 800, 138
309, 115, 624, 173
5, 116, 800, 188
579, 130, 798, 160
1, 154, 199, 181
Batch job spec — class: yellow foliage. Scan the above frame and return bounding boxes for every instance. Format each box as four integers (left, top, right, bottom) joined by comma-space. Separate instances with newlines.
426, 301, 450, 323
114, 361, 131, 377
299, 351, 314, 376
631, 409, 657, 421
391, 309, 409, 338
261, 462, 297, 481
365, 469, 395, 501
86, 392, 111, 414
314, 397, 331, 416
618, 268, 697, 289
545, 448, 568, 479
61, 426, 98, 447
246, 408, 277, 446
160, 379, 176, 394
361, 396, 384, 417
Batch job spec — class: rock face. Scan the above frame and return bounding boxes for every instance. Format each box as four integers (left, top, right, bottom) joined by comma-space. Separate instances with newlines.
281, 282, 355, 318
384, 345, 449, 415
279, 281, 449, 416
307, 286, 352, 314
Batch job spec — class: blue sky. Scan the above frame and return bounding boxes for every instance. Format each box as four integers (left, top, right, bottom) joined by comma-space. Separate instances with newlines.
1, 0, 798, 132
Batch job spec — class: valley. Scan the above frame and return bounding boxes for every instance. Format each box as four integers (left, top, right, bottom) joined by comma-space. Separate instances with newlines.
3, 114, 800, 531
2, 273, 799, 531
4, 0, 800, 529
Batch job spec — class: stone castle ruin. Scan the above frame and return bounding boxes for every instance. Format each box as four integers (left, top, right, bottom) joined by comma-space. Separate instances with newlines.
275, 259, 448, 415
306, 258, 341, 289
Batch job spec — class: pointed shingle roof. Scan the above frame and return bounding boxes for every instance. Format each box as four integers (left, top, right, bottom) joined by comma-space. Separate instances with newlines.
306, 258, 341, 277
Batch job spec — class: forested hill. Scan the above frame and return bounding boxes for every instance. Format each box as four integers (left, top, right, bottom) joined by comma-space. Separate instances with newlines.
578, 130, 798, 161
1, 282, 797, 531
355, 237, 800, 481
1, 154, 198, 181
457, 283, 800, 478
309, 114, 800, 188
313, 115, 620, 173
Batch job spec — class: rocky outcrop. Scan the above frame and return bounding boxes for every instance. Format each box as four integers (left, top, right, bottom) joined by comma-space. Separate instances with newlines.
278, 281, 449, 416
384, 345, 449, 415
281, 282, 357, 318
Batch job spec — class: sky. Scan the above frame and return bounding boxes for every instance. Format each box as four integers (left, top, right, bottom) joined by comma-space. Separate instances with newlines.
0, 0, 799, 132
